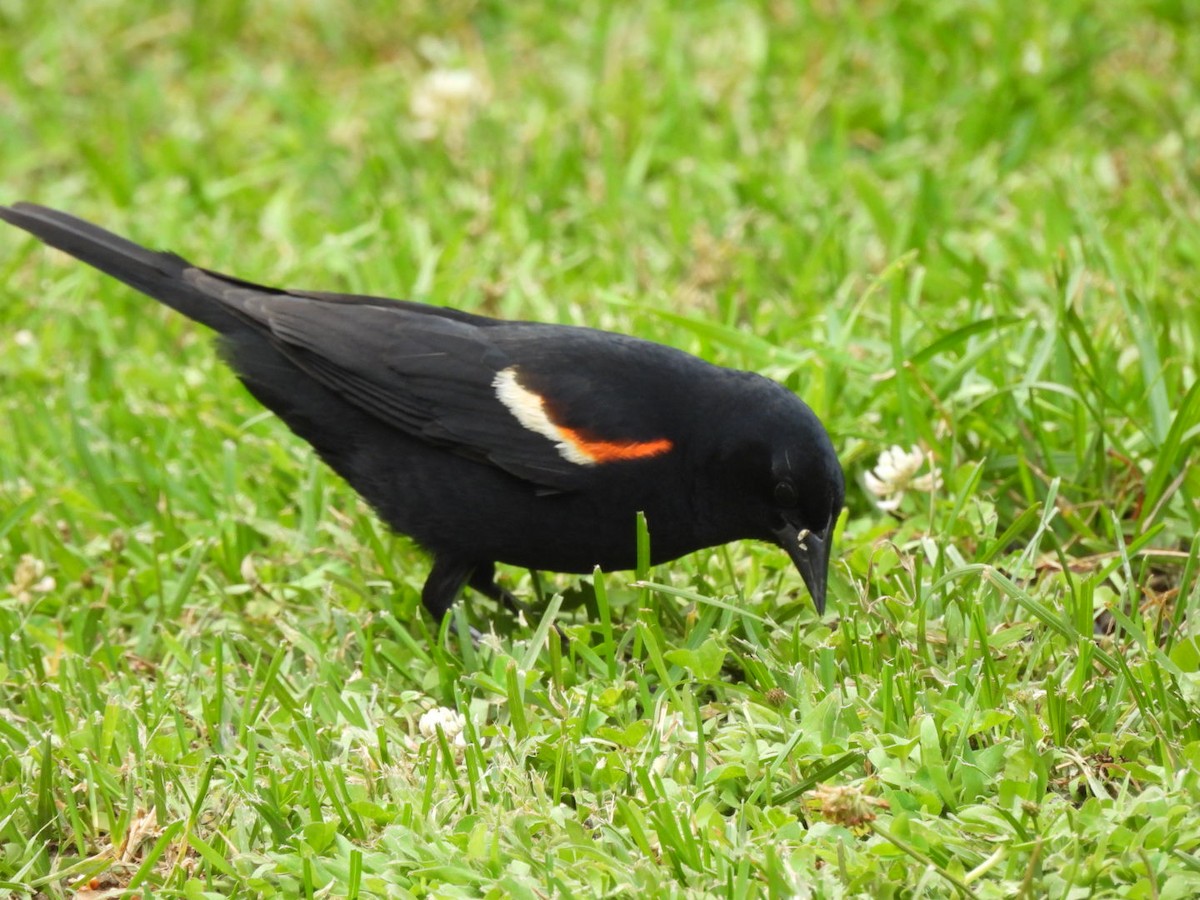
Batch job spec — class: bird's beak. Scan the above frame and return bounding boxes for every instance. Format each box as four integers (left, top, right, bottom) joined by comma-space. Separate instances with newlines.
774, 520, 833, 615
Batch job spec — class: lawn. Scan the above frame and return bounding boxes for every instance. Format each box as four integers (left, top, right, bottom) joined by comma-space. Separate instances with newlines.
2, 0, 1199, 896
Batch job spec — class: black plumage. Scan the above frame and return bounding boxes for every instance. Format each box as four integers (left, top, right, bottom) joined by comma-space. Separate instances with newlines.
2, 203, 844, 624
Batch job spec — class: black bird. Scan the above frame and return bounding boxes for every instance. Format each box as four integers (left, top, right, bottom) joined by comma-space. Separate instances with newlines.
1, 203, 844, 626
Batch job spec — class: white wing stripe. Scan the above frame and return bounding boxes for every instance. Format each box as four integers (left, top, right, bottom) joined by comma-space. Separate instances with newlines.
493, 367, 594, 466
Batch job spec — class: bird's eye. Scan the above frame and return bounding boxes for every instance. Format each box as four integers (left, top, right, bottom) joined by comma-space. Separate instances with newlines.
773, 480, 798, 507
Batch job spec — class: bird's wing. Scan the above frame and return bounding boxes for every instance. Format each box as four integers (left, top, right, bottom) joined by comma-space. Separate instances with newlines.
186, 271, 680, 492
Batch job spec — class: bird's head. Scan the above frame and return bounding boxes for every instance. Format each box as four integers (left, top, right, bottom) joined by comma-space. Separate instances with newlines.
703, 375, 844, 614
764, 433, 843, 616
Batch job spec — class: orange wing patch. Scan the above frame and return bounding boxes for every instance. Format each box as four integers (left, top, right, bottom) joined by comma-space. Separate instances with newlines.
493, 366, 672, 466
558, 428, 672, 463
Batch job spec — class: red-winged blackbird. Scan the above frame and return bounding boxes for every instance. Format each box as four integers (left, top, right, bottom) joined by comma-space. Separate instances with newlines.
2, 203, 844, 624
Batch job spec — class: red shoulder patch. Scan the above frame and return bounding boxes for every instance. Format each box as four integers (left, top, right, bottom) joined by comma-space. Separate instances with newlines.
558, 428, 672, 463
493, 366, 673, 466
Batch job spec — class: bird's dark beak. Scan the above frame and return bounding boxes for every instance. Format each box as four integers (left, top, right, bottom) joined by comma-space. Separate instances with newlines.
774, 520, 833, 615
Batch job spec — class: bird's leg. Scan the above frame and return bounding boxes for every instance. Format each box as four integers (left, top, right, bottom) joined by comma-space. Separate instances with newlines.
421, 557, 483, 645
421, 557, 478, 619
468, 563, 527, 618
425, 560, 569, 649
469, 564, 569, 649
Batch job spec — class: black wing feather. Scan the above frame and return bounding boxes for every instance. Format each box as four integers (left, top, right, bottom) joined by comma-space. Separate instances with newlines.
184, 270, 594, 490
4, 203, 693, 494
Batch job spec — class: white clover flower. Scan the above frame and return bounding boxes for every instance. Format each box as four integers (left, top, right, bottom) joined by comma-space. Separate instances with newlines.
418, 706, 467, 748
864, 445, 941, 512
8, 554, 56, 602
410, 68, 488, 142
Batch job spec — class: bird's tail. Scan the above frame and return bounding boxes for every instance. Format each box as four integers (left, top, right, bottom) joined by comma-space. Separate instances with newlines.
1, 202, 239, 332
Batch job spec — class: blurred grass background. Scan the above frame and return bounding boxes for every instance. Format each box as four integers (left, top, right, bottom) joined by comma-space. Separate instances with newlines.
2, 0, 1199, 896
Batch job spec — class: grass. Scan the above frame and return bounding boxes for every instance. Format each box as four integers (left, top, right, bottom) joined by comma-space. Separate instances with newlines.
1, 0, 1199, 896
